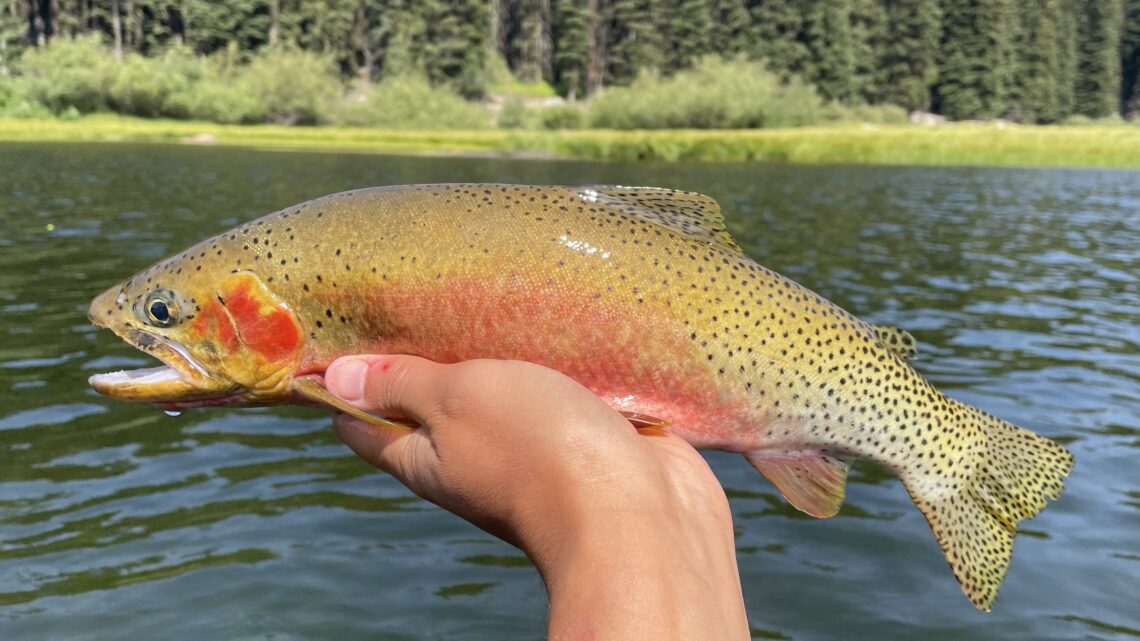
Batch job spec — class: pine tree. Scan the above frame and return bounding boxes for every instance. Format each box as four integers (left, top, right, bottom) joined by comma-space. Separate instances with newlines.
606, 0, 663, 84
979, 0, 1019, 117
1055, 0, 1080, 116
1074, 0, 1125, 117
802, 0, 860, 103
552, 0, 589, 97
750, 0, 809, 78
709, 0, 752, 57
1017, 0, 1065, 122
936, 0, 1018, 120
516, 0, 553, 83
851, 0, 888, 104
658, 0, 713, 73
0, 1, 29, 72
500, 0, 553, 83
422, 0, 491, 97
877, 0, 941, 111
1123, 0, 1140, 114
378, 0, 428, 78
182, 0, 270, 56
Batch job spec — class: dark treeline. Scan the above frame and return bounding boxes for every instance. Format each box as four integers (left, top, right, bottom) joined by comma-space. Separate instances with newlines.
1, 0, 1137, 122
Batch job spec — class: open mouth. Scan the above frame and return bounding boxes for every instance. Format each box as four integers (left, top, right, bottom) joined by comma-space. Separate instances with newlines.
88, 327, 236, 404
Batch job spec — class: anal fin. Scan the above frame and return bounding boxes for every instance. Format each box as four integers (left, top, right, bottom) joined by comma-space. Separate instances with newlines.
744, 451, 851, 518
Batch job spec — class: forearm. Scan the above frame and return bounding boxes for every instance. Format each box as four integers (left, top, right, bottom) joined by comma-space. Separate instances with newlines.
532, 487, 748, 641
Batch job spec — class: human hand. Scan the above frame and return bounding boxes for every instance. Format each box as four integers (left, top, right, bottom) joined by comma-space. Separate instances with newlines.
325, 355, 749, 640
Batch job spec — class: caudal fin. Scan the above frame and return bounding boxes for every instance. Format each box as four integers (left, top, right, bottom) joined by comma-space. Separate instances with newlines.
902, 408, 1074, 611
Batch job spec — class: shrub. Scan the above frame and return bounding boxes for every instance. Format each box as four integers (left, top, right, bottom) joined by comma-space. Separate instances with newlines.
168, 73, 266, 124
497, 98, 527, 129
587, 56, 824, 129
241, 48, 340, 125
538, 104, 585, 130
13, 36, 116, 114
0, 75, 51, 117
333, 75, 490, 129
485, 54, 557, 99
108, 46, 200, 118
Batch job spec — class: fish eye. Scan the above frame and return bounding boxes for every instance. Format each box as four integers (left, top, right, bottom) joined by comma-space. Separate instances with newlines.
144, 293, 178, 327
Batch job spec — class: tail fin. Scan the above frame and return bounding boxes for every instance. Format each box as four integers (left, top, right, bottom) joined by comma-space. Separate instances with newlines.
902, 409, 1074, 611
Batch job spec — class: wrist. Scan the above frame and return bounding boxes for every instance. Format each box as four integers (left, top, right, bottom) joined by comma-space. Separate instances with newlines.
519, 472, 747, 640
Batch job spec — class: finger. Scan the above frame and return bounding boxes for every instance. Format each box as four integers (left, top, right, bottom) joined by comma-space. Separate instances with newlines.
325, 354, 447, 426
333, 413, 415, 475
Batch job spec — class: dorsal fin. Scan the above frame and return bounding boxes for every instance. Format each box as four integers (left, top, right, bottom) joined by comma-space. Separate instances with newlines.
580, 186, 743, 254
871, 324, 918, 360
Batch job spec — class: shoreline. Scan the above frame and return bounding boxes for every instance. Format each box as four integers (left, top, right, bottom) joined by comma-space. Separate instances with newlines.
2, 116, 1137, 168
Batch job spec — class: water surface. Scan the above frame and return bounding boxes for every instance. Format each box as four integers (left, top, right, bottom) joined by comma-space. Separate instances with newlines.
1, 144, 1137, 640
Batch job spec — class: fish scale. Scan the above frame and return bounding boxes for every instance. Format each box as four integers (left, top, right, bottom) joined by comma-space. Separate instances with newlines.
88, 183, 1073, 611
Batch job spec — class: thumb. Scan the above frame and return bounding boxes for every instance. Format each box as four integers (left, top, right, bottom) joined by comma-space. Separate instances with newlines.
325, 354, 446, 425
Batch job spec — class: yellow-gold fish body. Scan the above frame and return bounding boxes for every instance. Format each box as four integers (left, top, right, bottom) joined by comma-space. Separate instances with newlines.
88, 184, 1073, 610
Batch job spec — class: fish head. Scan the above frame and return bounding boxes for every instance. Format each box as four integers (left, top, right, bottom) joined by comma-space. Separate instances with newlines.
88, 254, 304, 409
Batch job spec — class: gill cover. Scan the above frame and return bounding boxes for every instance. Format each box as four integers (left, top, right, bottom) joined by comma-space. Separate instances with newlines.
190, 271, 305, 398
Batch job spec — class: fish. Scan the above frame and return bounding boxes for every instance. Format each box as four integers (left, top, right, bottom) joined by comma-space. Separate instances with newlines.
88, 184, 1074, 610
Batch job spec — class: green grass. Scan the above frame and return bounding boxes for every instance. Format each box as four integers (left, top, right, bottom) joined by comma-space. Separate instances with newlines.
1, 115, 1136, 168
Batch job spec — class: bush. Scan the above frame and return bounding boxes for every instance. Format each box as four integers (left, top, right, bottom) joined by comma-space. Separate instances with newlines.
167, 71, 266, 124
333, 75, 490, 129
0, 76, 50, 117
108, 46, 200, 118
538, 104, 585, 130
587, 56, 824, 129
485, 54, 557, 99
497, 98, 527, 128
241, 48, 340, 125
13, 36, 116, 114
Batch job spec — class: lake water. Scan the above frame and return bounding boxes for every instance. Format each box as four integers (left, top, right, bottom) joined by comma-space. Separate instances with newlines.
0, 143, 1137, 641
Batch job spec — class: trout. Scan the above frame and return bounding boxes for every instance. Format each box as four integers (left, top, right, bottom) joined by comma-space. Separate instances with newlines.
88, 184, 1073, 610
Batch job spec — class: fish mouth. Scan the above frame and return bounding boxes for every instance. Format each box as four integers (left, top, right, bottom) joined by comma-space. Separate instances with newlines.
88, 322, 239, 405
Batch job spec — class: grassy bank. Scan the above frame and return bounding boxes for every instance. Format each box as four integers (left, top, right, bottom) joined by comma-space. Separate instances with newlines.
1, 115, 1136, 168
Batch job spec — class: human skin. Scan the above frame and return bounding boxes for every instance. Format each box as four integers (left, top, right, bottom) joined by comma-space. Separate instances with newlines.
324, 355, 750, 641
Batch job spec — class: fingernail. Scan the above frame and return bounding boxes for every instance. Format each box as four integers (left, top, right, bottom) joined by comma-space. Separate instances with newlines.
328, 357, 369, 402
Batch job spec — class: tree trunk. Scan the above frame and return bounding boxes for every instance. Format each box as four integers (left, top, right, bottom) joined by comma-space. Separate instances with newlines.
585, 0, 605, 95
491, 0, 506, 56
351, 2, 374, 83
28, 0, 45, 46
129, 0, 141, 51
180, 0, 188, 45
111, 0, 122, 60
268, 0, 279, 46
538, 0, 553, 81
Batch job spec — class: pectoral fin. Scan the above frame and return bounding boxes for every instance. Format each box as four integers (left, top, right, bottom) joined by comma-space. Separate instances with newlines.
292, 376, 415, 431
745, 451, 851, 518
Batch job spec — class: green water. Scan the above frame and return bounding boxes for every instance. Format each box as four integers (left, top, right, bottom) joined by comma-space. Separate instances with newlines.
1, 143, 1137, 640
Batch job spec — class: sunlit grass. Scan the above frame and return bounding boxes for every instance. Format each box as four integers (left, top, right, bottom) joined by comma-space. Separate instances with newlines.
1, 115, 1136, 168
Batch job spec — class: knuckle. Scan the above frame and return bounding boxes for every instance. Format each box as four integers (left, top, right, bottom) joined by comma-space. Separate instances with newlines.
434, 360, 505, 421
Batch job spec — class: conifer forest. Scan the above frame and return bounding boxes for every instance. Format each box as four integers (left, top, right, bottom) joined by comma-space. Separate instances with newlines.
0, 0, 1136, 125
